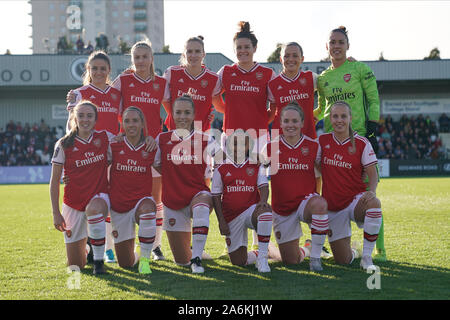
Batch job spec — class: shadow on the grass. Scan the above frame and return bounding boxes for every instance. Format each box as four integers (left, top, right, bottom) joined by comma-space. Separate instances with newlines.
80, 256, 450, 300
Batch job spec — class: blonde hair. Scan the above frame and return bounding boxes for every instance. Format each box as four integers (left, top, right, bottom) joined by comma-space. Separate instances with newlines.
61, 101, 98, 149
330, 101, 355, 153
130, 39, 155, 79
83, 51, 111, 85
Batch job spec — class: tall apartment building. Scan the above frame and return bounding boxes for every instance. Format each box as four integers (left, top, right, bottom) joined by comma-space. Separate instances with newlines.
30, 0, 164, 53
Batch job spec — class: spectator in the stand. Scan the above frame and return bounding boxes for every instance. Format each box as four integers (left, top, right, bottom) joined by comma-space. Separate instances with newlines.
0, 119, 59, 166
85, 41, 94, 54
376, 114, 447, 160
76, 36, 84, 54
439, 113, 449, 133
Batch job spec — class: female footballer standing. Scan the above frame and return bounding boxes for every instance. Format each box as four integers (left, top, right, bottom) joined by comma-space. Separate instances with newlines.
66, 51, 122, 136
212, 21, 276, 250
267, 42, 318, 140
212, 21, 276, 150
162, 36, 221, 132
315, 26, 385, 260
111, 40, 168, 261
108, 106, 157, 274
50, 101, 112, 275
267, 102, 329, 271
317, 101, 382, 271
153, 95, 217, 273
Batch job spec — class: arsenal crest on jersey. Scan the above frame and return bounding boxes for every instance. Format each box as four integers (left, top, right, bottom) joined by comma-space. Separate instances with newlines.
255, 72, 263, 80
93, 138, 101, 148
141, 150, 149, 159
200, 79, 208, 88
301, 147, 309, 156
348, 145, 356, 155
343, 73, 351, 83
111, 93, 118, 101
299, 78, 307, 86
153, 83, 160, 91
246, 167, 255, 176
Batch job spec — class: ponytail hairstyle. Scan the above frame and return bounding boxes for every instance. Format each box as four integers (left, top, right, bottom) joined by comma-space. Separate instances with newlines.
280, 101, 305, 123
330, 101, 355, 153
83, 50, 111, 85
130, 39, 155, 79
61, 100, 98, 149
233, 21, 258, 47
280, 42, 304, 58
330, 26, 349, 43
122, 106, 148, 144
179, 35, 205, 67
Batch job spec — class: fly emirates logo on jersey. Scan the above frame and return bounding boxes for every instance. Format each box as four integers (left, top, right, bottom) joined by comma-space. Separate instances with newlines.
279, 89, 310, 104
97, 101, 119, 114
226, 179, 255, 193
131, 91, 159, 104
326, 87, 356, 104
177, 88, 206, 102
323, 153, 352, 169
278, 157, 309, 170
230, 80, 260, 93
75, 151, 104, 168
116, 159, 147, 173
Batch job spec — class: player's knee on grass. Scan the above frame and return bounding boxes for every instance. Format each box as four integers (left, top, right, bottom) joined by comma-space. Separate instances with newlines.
229, 247, 248, 266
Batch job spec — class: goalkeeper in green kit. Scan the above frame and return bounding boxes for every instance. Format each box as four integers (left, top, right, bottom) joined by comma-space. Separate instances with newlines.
314, 26, 386, 261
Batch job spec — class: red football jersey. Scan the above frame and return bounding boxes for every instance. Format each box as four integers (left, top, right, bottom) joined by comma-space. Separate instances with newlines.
67, 84, 122, 135
109, 137, 156, 213
51, 131, 110, 211
269, 135, 319, 216
217, 63, 275, 136
163, 65, 221, 132
211, 160, 268, 223
268, 71, 317, 139
154, 130, 213, 210
318, 132, 378, 211
112, 73, 167, 138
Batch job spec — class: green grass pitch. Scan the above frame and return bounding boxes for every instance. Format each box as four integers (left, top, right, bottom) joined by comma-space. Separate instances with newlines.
0, 177, 449, 300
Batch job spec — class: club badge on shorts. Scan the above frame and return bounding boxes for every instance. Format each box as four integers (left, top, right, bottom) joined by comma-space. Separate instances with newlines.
169, 218, 176, 227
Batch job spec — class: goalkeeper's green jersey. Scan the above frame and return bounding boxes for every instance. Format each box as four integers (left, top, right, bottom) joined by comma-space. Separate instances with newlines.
315, 60, 380, 136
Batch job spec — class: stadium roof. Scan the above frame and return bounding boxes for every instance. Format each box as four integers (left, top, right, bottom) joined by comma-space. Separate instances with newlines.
1, 54, 449, 87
